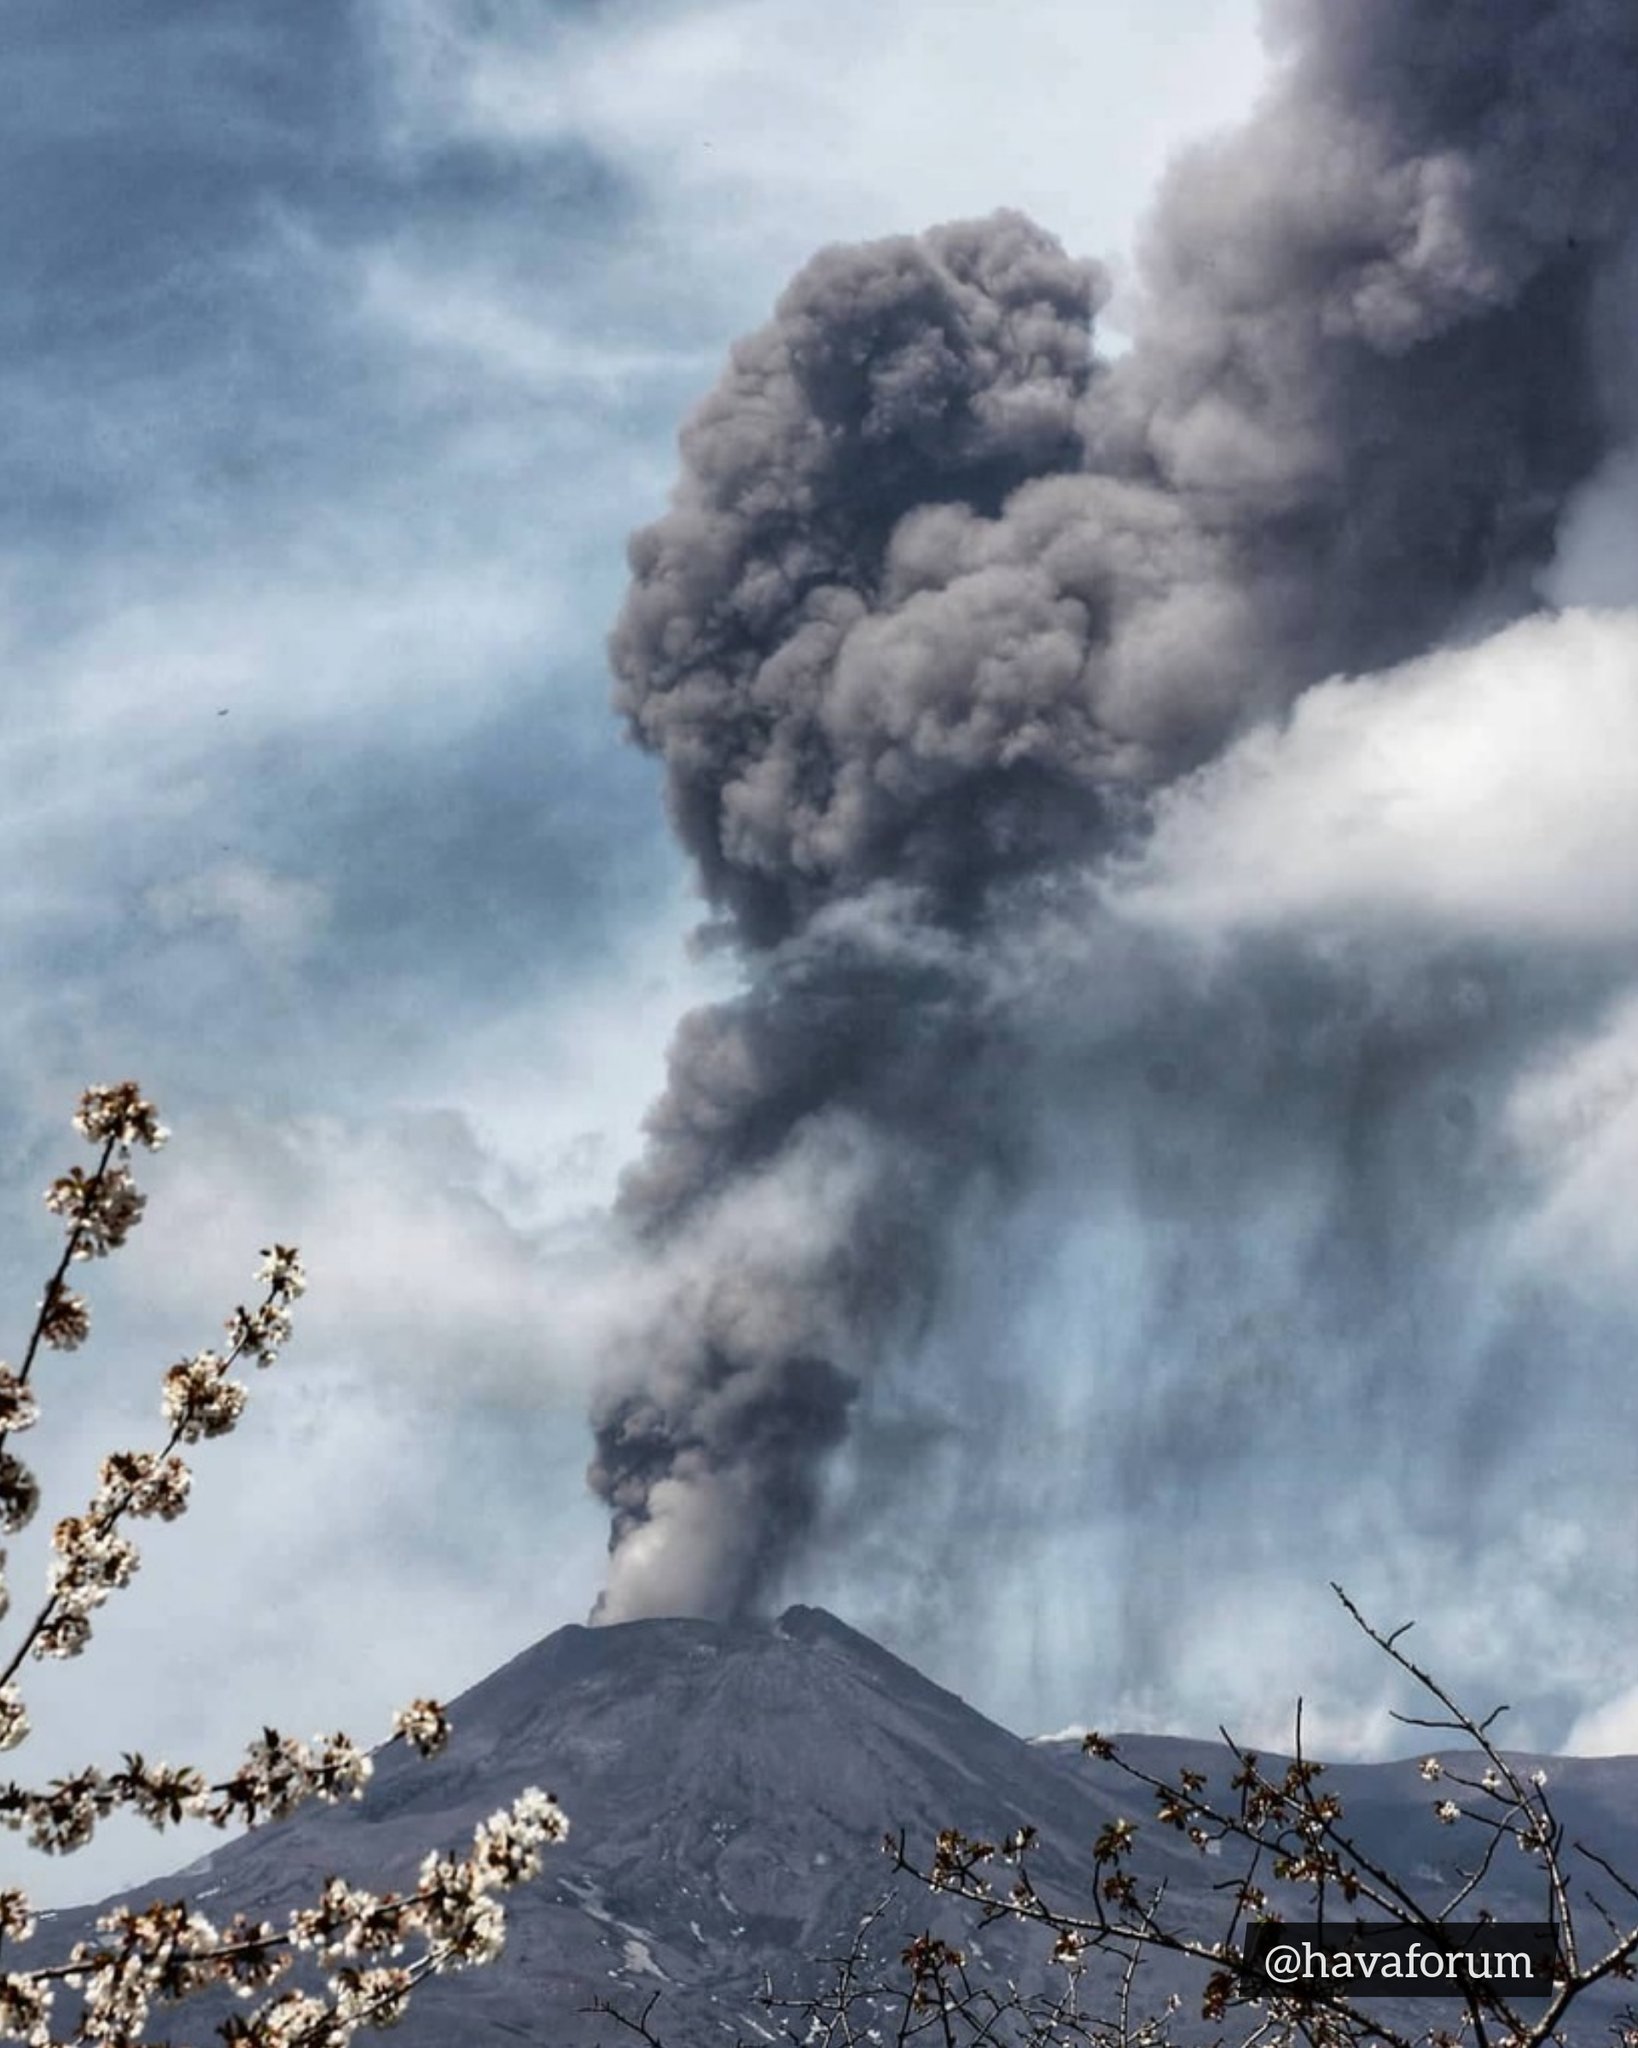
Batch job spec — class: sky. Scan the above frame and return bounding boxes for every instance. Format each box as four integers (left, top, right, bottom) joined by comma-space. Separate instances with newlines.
5, 0, 1638, 1913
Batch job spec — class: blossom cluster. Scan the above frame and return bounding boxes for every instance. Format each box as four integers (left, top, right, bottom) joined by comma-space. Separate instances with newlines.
42, 1166, 148, 1262
0, 1786, 568, 2045
70, 1084, 170, 1154
0, 1724, 390, 1861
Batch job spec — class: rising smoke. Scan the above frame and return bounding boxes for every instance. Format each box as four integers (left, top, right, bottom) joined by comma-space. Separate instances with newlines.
588, 0, 1638, 1715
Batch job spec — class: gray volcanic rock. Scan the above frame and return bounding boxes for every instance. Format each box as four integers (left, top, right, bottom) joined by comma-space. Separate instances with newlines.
40, 1610, 1638, 2044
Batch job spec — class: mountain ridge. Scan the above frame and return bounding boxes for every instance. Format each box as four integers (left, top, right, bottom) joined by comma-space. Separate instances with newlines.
38, 1605, 1638, 2045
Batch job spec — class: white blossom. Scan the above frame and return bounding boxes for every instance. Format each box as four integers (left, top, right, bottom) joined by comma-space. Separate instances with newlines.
0, 1888, 35, 1942
94, 1448, 191, 1521
72, 1082, 169, 1151
0, 1972, 52, 2047
257, 1244, 308, 1300
392, 1698, 451, 1758
44, 1163, 147, 1258
0, 1454, 39, 1534
37, 1284, 90, 1352
0, 1370, 38, 1434
0, 1684, 30, 1752
50, 1513, 141, 1606
163, 1352, 248, 1440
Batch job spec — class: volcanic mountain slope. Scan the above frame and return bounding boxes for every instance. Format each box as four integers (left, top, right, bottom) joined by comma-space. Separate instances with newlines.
42, 1607, 1638, 2045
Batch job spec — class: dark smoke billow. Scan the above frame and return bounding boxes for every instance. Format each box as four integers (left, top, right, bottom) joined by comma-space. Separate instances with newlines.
588, 0, 1638, 1636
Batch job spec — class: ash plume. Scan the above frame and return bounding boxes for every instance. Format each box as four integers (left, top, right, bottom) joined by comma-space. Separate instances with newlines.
589, 0, 1638, 1640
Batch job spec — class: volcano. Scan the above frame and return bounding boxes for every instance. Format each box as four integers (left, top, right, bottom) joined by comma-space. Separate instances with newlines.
41, 1606, 1638, 2044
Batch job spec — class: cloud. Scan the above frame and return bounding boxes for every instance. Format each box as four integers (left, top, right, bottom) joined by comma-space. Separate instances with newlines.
1120, 608, 1638, 948
367, 0, 1267, 302
112, 1107, 603, 1396
1567, 1683, 1638, 1755
145, 862, 329, 966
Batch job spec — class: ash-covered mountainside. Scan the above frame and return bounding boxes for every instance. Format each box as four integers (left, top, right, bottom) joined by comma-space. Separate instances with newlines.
44, 1609, 1638, 2044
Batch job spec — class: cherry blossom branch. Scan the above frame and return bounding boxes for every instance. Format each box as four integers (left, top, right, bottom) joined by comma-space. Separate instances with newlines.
0, 1086, 569, 2048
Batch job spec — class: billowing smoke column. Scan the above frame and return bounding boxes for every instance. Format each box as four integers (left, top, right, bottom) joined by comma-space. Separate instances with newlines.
589, 0, 1638, 1633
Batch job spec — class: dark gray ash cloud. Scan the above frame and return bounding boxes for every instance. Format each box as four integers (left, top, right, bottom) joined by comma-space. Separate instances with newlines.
588, 0, 1638, 1644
